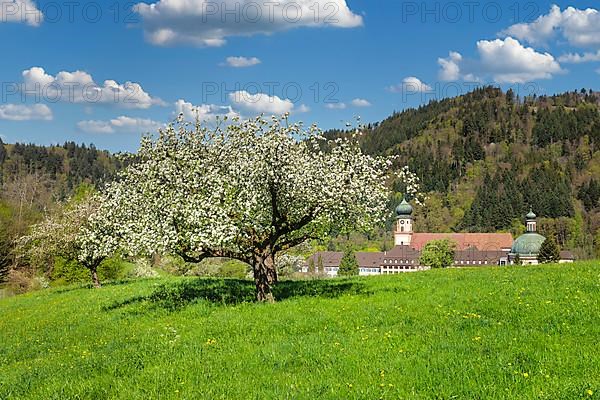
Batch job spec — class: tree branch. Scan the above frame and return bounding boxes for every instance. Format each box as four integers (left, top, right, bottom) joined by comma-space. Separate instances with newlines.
274, 234, 319, 253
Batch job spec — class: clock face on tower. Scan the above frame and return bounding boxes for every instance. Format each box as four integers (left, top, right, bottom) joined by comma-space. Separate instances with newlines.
400, 220, 405, 225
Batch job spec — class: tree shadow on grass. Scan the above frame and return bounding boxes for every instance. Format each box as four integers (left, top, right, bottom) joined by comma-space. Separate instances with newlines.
104, 278, 368, 312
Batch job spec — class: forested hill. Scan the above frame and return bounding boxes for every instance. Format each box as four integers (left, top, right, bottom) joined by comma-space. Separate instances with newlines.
0, 140, 118, 194
327, 87, 600, 258
0, 140, 119, 280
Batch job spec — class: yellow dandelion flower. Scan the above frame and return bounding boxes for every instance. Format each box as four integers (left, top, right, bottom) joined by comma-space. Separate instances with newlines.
523, 372, 529, 378
586, 389, 593, 396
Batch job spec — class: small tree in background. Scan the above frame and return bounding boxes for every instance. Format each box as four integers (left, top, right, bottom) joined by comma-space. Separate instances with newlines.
317, 255, 324, 274
513, 254, 522, 265
338, 248, 359, 277
18, 188, 115, 288
419, 239, 455, 269
538, 237, 560, 264
307, 258, 315, 274
275, 254, 304, 278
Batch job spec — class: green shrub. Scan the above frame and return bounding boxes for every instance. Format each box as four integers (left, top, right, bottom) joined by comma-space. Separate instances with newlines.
51, 257, 90, 285
51, 256, 128, 286
98, 257, 127, 281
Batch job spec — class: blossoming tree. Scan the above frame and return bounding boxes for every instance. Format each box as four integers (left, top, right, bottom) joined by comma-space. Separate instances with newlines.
19, 192, 114, 288
92, 115, 416, 301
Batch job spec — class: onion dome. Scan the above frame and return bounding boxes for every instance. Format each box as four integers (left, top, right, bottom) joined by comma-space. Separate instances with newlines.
395, 198, 413, 217
526, 209, 537, 219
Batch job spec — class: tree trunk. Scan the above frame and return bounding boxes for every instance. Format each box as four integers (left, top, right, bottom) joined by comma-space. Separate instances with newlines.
266, 253, 278, 285
88, 261, 102, 288
253, 252, 275, 303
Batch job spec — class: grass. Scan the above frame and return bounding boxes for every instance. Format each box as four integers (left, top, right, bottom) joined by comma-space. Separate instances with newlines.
0, 262, 599, 399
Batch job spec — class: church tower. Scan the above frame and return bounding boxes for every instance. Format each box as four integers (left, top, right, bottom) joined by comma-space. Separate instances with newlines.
526, 208, 537, 233
394, 198, 413, 246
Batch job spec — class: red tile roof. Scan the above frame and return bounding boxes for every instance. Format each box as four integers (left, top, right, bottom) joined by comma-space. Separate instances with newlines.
411, 233, 513, 251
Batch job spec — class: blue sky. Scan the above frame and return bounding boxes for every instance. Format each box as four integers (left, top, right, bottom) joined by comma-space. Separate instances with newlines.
0, 0, 599, 152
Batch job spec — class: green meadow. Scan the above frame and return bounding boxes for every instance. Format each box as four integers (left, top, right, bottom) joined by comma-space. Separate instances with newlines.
1, 262, 599, 399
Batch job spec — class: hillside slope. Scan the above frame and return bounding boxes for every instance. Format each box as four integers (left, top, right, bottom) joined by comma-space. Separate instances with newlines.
328, 87, 600, 258
1, 263, 598, 399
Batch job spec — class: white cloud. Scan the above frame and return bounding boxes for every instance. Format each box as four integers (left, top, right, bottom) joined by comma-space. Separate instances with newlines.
77, 116, 163, 134
477, 38, 562, 83
223, 56, 261, 68
133, 0, 363, 47
0, 104, 52, 121
438, 52, 463, 81
439, 37, 563, 84
21, 67, 165, 109
175, 99, 239, 121
388, 77, 433, 93
325, 102, 347, 110
76, 120, 115, 134
0, 0, 43, 26
229, 91, 294, 114
558, 50, 600, 64
501, 5, 600, 48
350, 98, 371, 107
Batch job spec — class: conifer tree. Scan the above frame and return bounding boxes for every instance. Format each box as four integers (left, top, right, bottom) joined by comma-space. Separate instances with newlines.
338, 248, 359, 277
537, 237, 560, 264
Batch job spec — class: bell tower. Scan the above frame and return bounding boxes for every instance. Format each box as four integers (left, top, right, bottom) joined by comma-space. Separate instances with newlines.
526, 208, 537, 233
394, 198, 413, 246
